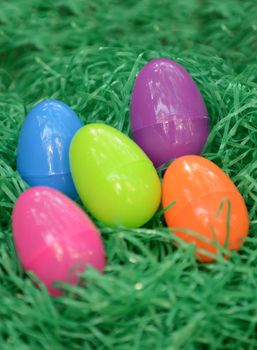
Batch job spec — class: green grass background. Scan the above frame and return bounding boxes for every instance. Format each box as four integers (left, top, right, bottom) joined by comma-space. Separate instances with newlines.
1, 0, 257, 349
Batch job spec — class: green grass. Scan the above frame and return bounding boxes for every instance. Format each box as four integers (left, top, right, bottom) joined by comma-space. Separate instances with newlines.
1, 0, 257, 348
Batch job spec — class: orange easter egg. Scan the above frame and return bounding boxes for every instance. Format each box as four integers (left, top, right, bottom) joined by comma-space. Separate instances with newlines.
162, 155, 249, 262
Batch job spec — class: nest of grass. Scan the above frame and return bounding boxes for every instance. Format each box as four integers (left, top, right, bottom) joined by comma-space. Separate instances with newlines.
1, 0, 257, 349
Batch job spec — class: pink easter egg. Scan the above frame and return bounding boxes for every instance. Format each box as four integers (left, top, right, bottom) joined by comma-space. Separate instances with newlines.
12, 186, 106, 296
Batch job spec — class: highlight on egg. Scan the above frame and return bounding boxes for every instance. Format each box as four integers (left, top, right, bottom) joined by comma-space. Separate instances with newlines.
12, 187, 106, 296
17, 99, 83, 199
130, 58, 209, 168
162, 155, 249, 262
70, 123, 161, 228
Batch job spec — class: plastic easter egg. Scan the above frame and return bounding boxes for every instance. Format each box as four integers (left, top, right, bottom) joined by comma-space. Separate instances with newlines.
70, 123, 161, 228
162, 155, 249, 262
130, 58, 209, 167
17, 100, 83, 199
12, 187, 106, 296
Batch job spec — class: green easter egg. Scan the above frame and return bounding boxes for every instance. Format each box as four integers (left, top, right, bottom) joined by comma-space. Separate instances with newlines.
70, 123, 161, 228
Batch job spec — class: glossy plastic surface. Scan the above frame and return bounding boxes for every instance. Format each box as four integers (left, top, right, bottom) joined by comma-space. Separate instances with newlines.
17, 100, 83, 199
162, 155, 249, 262
70, 123, 161, 228
130, 58, 209, 167
12, 187, 106, 296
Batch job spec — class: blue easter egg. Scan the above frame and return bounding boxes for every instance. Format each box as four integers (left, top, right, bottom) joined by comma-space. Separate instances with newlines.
17, 100, 83, 199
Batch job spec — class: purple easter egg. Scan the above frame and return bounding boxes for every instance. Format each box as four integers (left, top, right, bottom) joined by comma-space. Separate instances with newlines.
130, 58, 209, 167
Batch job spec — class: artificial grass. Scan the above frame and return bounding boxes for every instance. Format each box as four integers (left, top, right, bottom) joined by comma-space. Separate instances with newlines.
1, 0, 257, 348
